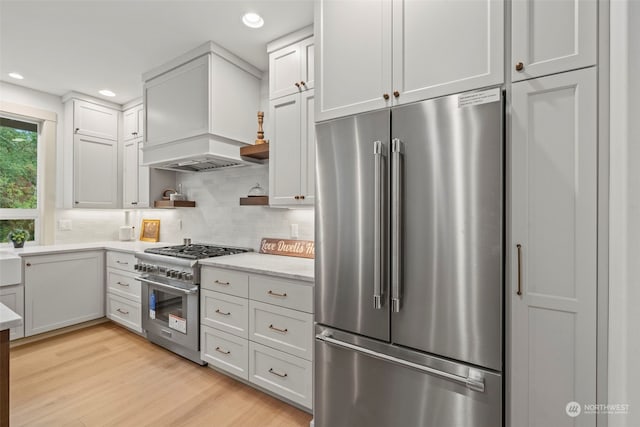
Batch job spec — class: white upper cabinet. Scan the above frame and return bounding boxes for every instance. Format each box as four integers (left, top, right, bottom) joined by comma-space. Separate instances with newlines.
268, 28, 316, 206
511, 0, 596, 82
315, 0, 503, 121
123, 103, 143, 142
315, 0, 392, 121
268, 28, 314, 100
73, 99, 119, 140
73, 134, 119, 209
510, 68, 597, 427
122, 139, 139, 208
392, 0, 504, 106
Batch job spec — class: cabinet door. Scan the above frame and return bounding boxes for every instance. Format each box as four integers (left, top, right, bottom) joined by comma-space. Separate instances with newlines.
300, 90, 315, 204
24, 251, 105, 337
512, 0, 596, 82
0, 285, 24, 340
136, 105, 144, 139
315, 0, 392, 122
269, 43, 302, 100
123, 107, 139, 142
300, 37, 315, 90
144, 55, 209, 145
122, 140, 139, 208
74, 134, 119, 208
510, 68, 597, 427
73, 100, 118, 141
269, 93, 302, 205
392, 0, 503, 106
137, 144, 150, 208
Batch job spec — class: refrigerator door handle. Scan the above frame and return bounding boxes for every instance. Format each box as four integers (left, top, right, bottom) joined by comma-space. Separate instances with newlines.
316, 332, 486, 393
373, 140, 385, 309
391, 138, 402, 312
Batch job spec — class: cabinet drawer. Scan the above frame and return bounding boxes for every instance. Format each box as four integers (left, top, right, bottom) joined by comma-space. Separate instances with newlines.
107, 293, 142, 333
249, 341, 312, 409
250, 275, 313, 313
201, 325, 248, 380
201, 267, 249, 298
106, 251, 137, 273
249, 300, 313, 361
201, 289, 248, 338
106, 269, 141, 302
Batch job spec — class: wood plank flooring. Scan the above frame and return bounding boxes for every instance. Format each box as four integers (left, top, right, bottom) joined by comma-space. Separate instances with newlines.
9, 323, 313, 427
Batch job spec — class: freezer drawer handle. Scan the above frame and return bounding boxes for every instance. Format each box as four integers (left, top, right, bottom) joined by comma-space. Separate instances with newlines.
391, 138, 403, 313
316, 333, 486, 393
373, 140, 385, 309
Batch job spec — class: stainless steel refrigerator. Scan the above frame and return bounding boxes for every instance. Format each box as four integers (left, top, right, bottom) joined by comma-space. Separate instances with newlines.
314, 88, 504, 427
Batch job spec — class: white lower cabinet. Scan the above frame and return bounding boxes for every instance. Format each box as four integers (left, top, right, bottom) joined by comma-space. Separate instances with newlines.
106, 251, 142, 333
24, 251, 104, 337
0, 284, 24, 340
249, 300, 313, 361
249, 341, 313, 409
201, 325, 249, 380
107, 293, 142, 333
200, 265, 313, 410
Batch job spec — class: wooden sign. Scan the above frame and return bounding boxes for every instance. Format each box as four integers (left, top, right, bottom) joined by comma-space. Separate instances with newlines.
259, 238, 315, 259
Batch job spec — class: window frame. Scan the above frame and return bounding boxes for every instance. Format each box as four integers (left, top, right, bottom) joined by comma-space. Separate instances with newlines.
0, 114, 42, 246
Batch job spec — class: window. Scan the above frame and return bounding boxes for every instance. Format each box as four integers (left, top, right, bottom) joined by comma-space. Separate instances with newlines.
0, 117, 39, 244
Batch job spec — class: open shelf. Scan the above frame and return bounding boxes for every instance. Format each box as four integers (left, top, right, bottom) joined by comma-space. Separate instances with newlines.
239, 196, 269, 206
240, 143, 269, 160
154, 200, 196, 208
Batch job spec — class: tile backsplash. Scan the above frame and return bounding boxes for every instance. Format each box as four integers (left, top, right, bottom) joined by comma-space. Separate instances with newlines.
55, 164, 314, 251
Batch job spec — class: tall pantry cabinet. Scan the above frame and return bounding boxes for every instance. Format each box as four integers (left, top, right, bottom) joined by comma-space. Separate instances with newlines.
509, 1, 598, 426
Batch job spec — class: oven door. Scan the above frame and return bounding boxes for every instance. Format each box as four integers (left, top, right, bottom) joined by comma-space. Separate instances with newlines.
139, 276, 199, 350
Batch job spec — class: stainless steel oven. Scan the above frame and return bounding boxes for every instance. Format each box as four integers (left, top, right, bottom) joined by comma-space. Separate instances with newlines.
135, 244, 250, 365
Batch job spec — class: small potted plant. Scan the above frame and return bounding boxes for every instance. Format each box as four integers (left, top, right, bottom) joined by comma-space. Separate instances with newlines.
7, 228, 29, 248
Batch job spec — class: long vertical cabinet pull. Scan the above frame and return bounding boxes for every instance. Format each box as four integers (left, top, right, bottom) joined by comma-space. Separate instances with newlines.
516, 244, 523, 296
373, 140, 385, 309
391, 138, 403, 313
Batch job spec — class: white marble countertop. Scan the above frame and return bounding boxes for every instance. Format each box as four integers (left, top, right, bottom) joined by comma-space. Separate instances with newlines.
200, 252, 314, 283
5, 241, 174, 257
0, 302, 23, 331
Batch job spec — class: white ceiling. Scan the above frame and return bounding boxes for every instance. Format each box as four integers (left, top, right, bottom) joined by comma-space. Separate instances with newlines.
0, 0, 314, 104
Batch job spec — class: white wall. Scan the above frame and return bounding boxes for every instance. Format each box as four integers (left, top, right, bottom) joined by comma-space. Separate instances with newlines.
609, 1, 639, 426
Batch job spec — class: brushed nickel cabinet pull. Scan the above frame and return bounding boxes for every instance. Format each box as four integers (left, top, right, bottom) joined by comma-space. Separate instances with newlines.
268, 368, 288, 378
215, 347, 231, 355
516, 244, 523, 296
215, 309, 231, 316
267, 290, 287, 298
268, 324, 288, 334
117, 281, 130, 287
116, 308, 129, 315
214, 280, 230, 286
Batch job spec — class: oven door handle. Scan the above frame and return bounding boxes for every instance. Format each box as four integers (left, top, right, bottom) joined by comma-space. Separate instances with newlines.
135, 277, 198, 294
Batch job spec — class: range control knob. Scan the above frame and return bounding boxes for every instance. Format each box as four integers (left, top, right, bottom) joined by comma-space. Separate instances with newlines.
184, 273, 193, 281
166, 269, 173, 277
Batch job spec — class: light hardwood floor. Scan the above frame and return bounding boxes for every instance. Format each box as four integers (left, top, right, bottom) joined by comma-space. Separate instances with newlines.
10, 323, 313, 427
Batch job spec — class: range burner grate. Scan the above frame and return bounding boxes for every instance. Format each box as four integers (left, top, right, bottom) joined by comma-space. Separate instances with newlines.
145, 244, 250, 260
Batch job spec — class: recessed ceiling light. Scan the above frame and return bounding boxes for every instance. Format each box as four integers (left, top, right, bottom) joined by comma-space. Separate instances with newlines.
99, 89, 116, 97
242, 12, 264, 28
8, 72, 24, 80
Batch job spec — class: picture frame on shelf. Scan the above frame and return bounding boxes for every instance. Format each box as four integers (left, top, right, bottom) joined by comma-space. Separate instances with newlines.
140, 219, 160, 242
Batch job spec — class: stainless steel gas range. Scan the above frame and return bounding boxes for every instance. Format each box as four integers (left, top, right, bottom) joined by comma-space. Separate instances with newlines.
135, 244, 250, 364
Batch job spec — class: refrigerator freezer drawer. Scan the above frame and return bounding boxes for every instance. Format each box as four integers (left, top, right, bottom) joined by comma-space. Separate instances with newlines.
315, 335, 502, 427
